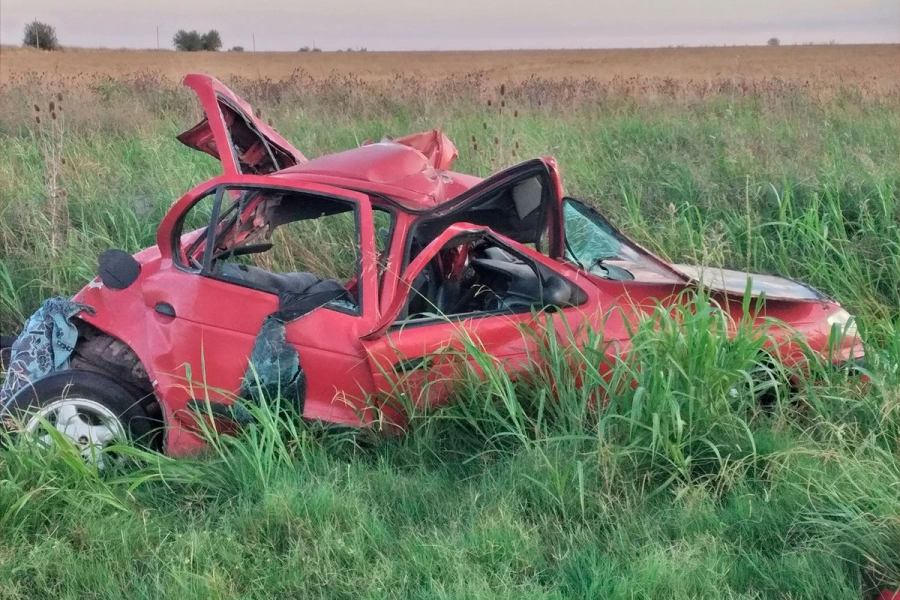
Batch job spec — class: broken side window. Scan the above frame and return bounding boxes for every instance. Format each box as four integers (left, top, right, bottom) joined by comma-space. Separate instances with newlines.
173, 185, 368, 316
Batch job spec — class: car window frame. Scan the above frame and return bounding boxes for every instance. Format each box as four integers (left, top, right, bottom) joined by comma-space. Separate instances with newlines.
170, 181, 374, 319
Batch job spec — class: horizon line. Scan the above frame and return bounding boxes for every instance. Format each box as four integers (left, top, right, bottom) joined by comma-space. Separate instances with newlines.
3, 41, 897, 53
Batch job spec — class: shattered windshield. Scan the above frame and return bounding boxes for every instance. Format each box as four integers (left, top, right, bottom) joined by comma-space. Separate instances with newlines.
563, 201, 622, 264
563, 199, 680, 282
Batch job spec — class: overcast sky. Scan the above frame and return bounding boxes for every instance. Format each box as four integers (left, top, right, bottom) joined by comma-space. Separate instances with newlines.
1, 0, 897, 51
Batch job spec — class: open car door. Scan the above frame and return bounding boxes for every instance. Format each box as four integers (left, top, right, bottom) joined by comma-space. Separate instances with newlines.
177, 74, 306, 176
378, 158, 567, 315
423, 158, 566, 257
361, 223, 588, 427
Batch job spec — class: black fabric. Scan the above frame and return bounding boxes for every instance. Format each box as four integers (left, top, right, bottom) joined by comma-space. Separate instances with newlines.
435, 279, 461, 314
220, 263, 353, 321
239, 315, 306, 413
276, 280, 352, 322
220, 264, 319, 295
405, 268, 432, 317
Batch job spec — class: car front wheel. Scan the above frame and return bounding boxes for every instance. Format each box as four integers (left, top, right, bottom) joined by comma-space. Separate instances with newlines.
2, 370, 155, 468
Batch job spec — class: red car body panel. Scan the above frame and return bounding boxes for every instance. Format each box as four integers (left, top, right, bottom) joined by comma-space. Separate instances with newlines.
177, 73, 307, 176
64, 74, 862, 456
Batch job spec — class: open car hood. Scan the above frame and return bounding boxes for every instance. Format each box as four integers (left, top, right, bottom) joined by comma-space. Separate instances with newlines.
671, 264, 828, 301
177, 74, 306, 176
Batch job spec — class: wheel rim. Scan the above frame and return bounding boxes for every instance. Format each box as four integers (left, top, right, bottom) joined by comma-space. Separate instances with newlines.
24, 398, 127, 468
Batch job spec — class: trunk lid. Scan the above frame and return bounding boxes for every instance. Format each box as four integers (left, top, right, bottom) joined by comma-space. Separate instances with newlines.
177, 73, 306, 176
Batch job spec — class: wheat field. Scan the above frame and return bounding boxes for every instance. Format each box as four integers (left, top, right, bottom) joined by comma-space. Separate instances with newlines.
1, 44, 898, 87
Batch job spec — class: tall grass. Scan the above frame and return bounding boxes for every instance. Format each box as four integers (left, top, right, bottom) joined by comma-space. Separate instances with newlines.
1, 73, 898, 598
2, 296, 897, 598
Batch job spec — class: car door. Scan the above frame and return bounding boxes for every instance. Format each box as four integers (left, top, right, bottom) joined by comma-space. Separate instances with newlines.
144, 176, 379, 431
177, 73, 307, 176
360, 223, 590, 428
414, 158, 566, 257
377, 158, 566, 316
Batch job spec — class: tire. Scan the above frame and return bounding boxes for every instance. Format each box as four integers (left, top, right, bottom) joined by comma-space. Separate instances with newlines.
1, 370, 155, 467
69, 325, 159, 421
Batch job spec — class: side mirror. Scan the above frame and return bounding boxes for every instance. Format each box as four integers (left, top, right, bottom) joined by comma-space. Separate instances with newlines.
541, 275, 572, 308
98, 249, 140, 290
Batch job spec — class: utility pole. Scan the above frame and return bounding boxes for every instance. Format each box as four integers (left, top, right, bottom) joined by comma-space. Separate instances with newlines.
35, 18, 40, 50
156, 26, 160, 50
252, 33, 256, 52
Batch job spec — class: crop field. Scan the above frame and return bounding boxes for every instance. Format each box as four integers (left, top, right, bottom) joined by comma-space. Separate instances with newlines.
2, 44, 899, 87
0, 45, 899, 599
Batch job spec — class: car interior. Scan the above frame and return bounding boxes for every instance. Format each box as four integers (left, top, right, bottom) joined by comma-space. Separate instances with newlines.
178, 187, 365, 319
397, 174, 583, 321
176, 181, 585, 325
398, 232, 587, 322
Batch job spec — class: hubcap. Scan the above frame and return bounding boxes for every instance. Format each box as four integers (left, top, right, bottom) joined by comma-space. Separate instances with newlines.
24, 398, 126, 468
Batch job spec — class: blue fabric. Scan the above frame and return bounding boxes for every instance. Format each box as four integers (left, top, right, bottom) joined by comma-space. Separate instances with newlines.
239, 315, 306, 412
0, 297, 94, 409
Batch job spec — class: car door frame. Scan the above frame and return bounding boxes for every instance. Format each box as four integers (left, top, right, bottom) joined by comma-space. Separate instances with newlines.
360, 223, 593, 427
374, 157, 566, 318
402, 158, 566, 264
147, 174, 381, 434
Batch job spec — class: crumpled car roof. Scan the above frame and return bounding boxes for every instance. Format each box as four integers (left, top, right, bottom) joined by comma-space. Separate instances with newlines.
275, 129, 480, 211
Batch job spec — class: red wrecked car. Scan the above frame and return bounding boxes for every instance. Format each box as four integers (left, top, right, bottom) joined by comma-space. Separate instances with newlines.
0, 74, 864, 460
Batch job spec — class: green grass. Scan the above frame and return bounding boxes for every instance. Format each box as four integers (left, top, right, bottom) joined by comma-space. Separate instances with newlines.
1, 76, 898, 599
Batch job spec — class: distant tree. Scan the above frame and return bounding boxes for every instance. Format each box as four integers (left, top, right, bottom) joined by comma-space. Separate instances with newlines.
200, 30, 222, 51
311, 47, 322, 52
229, 45, 244, 52
298, 46, 310, 52
173, 30, 203, 51
173, 29, 221, 51
767, 37, 780, 46
23, 21, 60, 50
